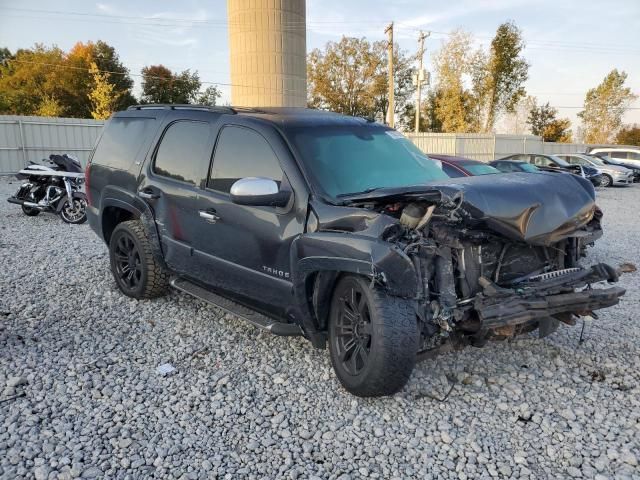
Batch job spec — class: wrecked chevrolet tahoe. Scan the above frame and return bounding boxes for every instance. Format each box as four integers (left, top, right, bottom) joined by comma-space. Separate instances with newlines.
86, 106, 625, 397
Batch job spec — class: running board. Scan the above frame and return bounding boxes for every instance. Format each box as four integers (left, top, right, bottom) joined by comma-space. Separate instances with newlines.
170, 277, 303, 336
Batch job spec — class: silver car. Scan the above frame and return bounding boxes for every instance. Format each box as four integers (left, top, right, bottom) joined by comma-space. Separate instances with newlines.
557, 153, 634, 187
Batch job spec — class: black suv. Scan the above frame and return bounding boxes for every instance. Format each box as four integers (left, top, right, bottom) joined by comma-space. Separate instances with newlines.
87, 105, 624, 397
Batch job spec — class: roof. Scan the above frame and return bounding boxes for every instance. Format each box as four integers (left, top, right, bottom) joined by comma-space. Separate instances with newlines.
124, 105, 376, 128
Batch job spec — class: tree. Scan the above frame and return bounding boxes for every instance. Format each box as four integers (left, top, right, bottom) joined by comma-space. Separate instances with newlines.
482, 21, 529, 132
88, 62, 118, 119
431, 30, 477, 132
140, 65, 202, 104
0, 42, 135, 117
499, 95, 536, 134
616, 124, 640, 146
196, 85, 221, 106
527, 101, 572, 142
307, 36, 415, 121
578, 69, 637, 143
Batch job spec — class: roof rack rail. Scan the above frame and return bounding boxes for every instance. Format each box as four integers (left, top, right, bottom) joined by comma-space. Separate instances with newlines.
127, 104, 237, 114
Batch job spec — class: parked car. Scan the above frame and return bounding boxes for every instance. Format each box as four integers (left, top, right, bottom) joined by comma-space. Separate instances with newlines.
489, 159, 541, 174
588, 147, 640, 167
500, 153, 603, 187
86, 105, 624, 397
556, 153, 634, 187
591, 153, 640, 182
425, 154, 501, 178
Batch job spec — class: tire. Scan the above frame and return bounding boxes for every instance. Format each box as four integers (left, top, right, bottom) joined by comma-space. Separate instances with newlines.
59, 195, 87, 224
600, 174, 613, 188
109, 220, 169, 299
21, 205, 40, 216
328, 275, 418, 397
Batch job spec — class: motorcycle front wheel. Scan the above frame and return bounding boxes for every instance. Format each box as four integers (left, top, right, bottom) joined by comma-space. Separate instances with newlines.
21, 205, 41, 216
59, 197, 87, 224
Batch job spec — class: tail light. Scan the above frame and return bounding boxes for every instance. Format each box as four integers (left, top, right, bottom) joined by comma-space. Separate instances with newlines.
84, 161, 92, 206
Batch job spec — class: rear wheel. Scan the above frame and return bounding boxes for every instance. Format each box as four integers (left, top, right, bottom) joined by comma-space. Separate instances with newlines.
109, 220, 169, 299
328, 275, 418, 397
21, 205, 40, 216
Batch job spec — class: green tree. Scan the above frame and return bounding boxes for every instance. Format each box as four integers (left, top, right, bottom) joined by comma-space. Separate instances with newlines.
616, 124, 640, 146
578, 69, 637, 143
482, 21, 529, 132
196, 85, 221, 106
140, 65, 202, 104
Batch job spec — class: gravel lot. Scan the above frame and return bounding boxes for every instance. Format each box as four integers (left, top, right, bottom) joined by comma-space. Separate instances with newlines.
1, 176, 639, 480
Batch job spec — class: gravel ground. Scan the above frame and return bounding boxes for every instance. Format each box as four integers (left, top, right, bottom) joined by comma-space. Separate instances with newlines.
0, 176, 639, 480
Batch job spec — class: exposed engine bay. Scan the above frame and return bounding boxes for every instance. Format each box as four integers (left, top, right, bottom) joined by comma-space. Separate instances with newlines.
327, 173, 626, 358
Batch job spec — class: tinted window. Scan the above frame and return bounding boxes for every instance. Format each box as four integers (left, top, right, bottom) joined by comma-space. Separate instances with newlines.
154, 121, 211, 186
442, 163, 465, 178
610, 151, 627, 159
628, 152, 640, 160
464, 164, 500, 175
92, 117, 155, 169
286, 125, 449, 197
209, 126, 283, 193
518, 163, 539, 172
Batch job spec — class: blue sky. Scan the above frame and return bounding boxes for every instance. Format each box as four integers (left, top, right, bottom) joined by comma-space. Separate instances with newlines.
1, 0, 639, 129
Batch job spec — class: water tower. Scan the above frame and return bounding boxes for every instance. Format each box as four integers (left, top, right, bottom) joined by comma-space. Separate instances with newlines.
227, 0, 307, 107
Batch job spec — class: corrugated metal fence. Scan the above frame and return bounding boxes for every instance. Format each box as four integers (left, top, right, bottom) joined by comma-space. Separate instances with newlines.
0, 115, 104, 174
405, 133, 588, 161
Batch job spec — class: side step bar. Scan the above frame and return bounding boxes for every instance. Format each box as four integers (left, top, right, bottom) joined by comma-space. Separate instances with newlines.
170, 277, 303, 336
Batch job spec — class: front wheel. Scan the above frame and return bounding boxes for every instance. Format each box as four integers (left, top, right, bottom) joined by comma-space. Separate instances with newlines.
328, 275, 418, 397
599, 174, 613, 188
59, 196, 87, 224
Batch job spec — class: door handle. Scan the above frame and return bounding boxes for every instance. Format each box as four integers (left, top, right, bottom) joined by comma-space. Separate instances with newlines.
199, 209, 220, 223
138, 188, 160, 200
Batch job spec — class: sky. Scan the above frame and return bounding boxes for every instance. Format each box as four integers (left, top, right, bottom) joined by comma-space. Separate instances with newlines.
1, 0, 639, 131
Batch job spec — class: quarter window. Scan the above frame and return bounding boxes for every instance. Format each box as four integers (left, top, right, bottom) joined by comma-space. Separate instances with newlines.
208, 126, 283, 192
154, 121, 212, 186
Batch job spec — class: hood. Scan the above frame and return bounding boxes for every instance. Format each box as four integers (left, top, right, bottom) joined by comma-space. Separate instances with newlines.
340, 172, 597, 246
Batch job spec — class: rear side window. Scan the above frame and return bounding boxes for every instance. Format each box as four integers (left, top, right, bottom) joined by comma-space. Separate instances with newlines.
91, 117, 155, 170
153, 121, 212, 187
610, 151, 627, 159
208, 126, 283, 193
442, 163, 465, 178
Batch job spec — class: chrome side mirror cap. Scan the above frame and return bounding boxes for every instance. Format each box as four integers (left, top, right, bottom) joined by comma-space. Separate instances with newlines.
230, 177, 291, 208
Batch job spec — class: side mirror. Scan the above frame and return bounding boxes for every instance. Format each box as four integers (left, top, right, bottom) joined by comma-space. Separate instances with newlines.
230, 177, 291, 208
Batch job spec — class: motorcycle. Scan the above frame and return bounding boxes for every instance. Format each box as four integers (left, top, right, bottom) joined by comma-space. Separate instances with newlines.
7, 154, 88, 224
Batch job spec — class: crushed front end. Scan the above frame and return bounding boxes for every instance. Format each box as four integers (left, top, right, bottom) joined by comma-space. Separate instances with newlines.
342, 172, 626, 358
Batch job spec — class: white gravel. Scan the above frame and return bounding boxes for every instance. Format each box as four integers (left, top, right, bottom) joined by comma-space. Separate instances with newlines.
1, 176, 639, 479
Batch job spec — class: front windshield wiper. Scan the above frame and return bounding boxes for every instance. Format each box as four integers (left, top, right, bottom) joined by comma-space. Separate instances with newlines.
336, 187, 385, 198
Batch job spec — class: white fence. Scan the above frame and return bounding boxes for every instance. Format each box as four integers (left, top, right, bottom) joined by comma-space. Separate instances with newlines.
405, 132, 588, 162
0, 115, 104, 174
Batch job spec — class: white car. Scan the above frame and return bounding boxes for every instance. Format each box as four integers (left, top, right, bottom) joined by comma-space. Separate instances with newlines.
589, 148, 640, 167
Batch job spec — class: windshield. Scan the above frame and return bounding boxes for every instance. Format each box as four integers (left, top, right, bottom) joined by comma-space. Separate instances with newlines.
519, 163, 539, 172
287, 125, 449, 198
584, 155, 605, 166
548, 155, 571, 167
465, 164, 500, 176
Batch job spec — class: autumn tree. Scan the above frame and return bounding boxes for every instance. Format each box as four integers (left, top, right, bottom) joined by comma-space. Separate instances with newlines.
88, 62, 119, 119
140, 65, 202, 104
307, 36, 415, 121
616, 124, 640, 146
578, 69, 637, 143
527, 102, 572, 141
482, 21, 529, 132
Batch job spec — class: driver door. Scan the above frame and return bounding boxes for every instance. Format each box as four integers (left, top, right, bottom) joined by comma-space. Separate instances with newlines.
190, 124, 304, 316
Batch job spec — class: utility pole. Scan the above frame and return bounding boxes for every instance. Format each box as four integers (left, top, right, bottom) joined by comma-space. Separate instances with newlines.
415, 31, 430, 133
385, 22, 394, 128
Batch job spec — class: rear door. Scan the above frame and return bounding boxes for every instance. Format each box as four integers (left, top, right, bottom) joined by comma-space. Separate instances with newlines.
137, 114, 215, 273
191, 122, 306, 316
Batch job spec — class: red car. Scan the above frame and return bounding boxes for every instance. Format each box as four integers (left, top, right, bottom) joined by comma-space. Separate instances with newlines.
427, 154, 501, 178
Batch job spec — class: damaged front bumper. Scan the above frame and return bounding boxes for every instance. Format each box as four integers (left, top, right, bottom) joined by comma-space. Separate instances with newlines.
465, 263, 624, 339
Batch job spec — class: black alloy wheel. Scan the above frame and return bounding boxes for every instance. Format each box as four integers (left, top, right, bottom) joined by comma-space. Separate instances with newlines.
334, 281, 373, 376
112, 231, 143, 291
